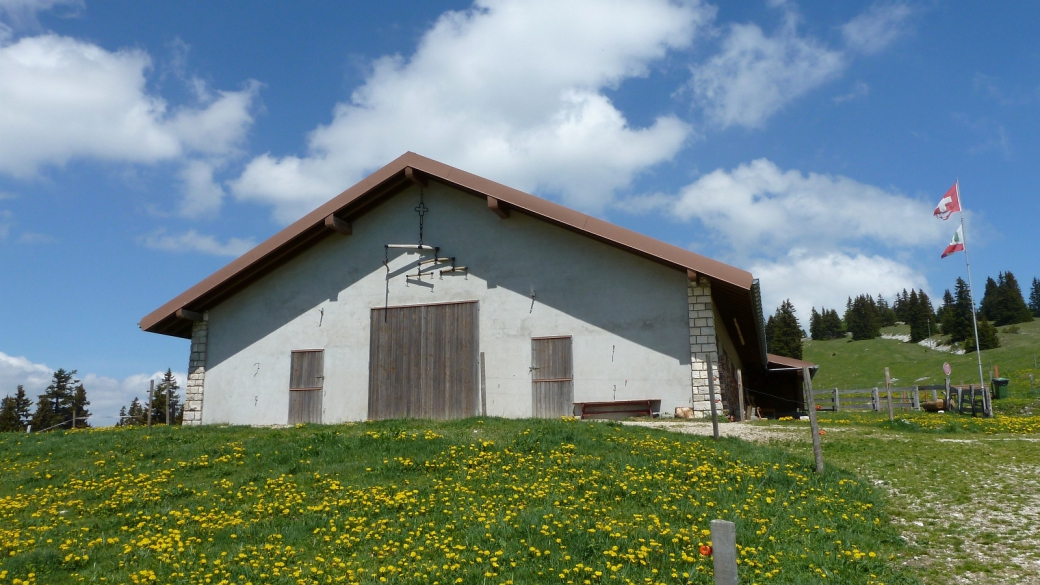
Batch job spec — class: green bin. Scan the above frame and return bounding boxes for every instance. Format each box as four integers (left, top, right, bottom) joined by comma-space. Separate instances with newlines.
991, 378, 1010, 400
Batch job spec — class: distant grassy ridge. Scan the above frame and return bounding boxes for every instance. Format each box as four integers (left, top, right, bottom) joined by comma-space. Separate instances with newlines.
805, 319, 1040, 400
0, 419, 917, 584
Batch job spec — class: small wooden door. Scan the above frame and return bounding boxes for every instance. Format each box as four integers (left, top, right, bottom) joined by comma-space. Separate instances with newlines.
369, 301, 479, 420
532, 336, 573, 418
289, 350, 323, 424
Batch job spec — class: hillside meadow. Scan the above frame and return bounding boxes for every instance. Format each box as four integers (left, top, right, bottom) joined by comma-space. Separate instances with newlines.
0, 418, 916, 585
805, 319, 1040, 395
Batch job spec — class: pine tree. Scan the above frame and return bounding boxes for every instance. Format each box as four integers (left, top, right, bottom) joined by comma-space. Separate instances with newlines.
0, 396, 20, 432
30, 369, 79, 432
809, 308, 822, 341
876, 295, 897, 327
118, 397, 146, 426
997, 272, 1033, 325
0, 386, 33, 432
766, 300, 803, 359
1030, 277, 1040, 317
966, 316, 1000, 352
942, 278, 974, 343
71, 384, 91, 428
821, 309, 844, 339
150, 370, 183, 425
844, 294, 881, 341
907, 289, 936, 343
980, 276, 1000, 322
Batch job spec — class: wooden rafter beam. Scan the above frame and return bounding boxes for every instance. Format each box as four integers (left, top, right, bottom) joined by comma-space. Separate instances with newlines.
324, 214, 352, 235
404, 166, 427, 187
487, 196, 510, 219
176, 308, 204, 322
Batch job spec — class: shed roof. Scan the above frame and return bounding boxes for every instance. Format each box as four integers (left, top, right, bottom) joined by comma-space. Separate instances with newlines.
140, 152, 767, 368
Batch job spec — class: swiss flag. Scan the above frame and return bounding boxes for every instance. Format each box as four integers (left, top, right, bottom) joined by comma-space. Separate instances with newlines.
933, 182, 961, 220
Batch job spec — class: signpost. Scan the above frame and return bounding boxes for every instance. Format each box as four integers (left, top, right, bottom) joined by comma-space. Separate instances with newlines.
943, 363, 951, 413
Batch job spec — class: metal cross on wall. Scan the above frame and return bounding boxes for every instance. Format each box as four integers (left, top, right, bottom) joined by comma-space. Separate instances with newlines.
414, 189, 429, 245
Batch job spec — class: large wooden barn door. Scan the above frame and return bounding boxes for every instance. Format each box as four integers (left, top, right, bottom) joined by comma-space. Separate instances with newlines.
289, 350, 323, 424
369, 301, 479, 420
531, 336, 573, 418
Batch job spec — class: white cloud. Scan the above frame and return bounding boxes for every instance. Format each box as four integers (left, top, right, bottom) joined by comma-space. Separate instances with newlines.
833, 80, 869, 103
0, 209, 11, 239
752, 250, 928, 323
841, 3, 913, 55
664, 158, 946, 253
0, 349, 52, 395
0, 0, 82, 35
689, 11, 845, 128
231, 0, 710, 222
0, 350, 187, 426
81, 371, 186, 426
177, 159, 226, 218
143, 228, 256, 257
0, 34, 258, 178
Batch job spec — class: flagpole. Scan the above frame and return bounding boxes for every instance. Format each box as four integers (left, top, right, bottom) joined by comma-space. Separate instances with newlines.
958, 182, 990, 416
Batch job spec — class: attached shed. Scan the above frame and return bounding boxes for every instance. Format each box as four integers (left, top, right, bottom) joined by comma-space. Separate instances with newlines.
140, 152, 808, 425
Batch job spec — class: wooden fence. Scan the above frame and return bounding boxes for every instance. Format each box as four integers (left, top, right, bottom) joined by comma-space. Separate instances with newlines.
812, 384, 988, 416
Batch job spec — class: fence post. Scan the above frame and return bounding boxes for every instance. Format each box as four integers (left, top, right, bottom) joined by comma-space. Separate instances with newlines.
957, 387, 964, 414
803, 367, 824, 474
147, 379, 154, 429
970, 386, 977, 417
737, 369, 745, 423
707, 359, 720, 441
710, 519, 738, 585
833, 388, 840, 412
885, 368, 894, 422
872, 387, 879, 411
912, 386, 920, 410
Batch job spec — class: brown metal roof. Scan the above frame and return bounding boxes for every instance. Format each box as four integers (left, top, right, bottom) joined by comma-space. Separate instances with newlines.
141, 152, 763, 364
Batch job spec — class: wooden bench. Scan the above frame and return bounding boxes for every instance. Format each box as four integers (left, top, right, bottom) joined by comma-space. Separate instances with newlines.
573, 399, 661, 420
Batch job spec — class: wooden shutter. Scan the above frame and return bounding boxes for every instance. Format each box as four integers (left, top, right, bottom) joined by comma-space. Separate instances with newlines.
289, 350, 323, 424
532, 336, 573, 418
369, 301, 479, 420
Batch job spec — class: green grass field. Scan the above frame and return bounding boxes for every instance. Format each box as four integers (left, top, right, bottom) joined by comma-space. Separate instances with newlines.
0, 419, 917, 585
804, 319, 1040, 400
764, 411, 1040, 585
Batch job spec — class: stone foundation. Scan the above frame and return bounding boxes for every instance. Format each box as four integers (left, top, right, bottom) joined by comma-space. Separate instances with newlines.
183, 313, 208, 425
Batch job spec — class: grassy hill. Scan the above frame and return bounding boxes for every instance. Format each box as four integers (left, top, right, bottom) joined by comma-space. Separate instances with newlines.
0, 419, 918, 585
805, 318, 1040, 399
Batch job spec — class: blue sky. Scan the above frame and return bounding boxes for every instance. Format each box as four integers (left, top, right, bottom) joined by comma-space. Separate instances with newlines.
1, 0, 1037, 423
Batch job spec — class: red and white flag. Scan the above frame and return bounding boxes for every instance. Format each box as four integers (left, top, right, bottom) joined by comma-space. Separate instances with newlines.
941, 225, 965, 258
933, 182, 961, 220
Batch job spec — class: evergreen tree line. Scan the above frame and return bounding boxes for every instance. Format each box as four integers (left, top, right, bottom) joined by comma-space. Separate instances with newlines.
117, 369, 184, 427
0, 369, 91, 432
766, 270, 1036, 360
0, 368, 183, 432
979, 272, 1034, 326
1030, 277, 1040, 317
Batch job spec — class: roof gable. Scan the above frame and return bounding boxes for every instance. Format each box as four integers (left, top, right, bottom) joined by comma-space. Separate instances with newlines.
141, 153, 759, 351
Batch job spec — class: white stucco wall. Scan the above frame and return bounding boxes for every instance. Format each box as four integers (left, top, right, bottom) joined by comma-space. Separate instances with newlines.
201, 183, 694, 424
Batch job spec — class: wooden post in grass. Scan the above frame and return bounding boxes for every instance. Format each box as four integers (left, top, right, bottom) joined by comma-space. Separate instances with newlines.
912, 386, 920, 410
710, 519, 738, 585
479, 352, 487, 416
833, 388, 840, 413
872, 387, 879, 411
707, 359, 720, 440
736, 369, 745, 423
146, 379, 154, 429
802, 367, 824, 474
885, 368, 894, 422
944, 376, 951, 412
